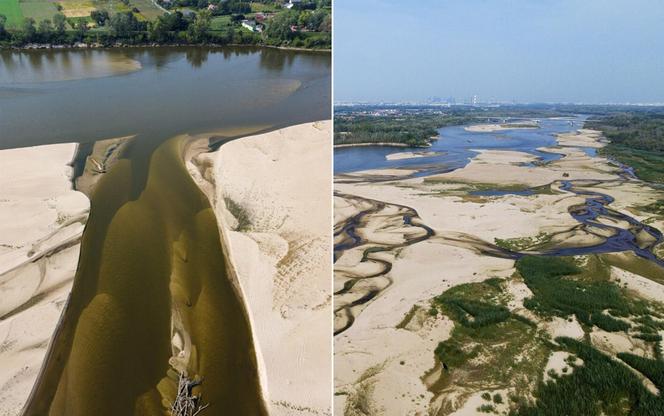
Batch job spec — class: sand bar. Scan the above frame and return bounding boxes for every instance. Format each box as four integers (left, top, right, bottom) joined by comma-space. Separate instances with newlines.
189, 121, 332, 416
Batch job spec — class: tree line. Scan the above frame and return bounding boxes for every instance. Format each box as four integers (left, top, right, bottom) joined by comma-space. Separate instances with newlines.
0, 6, 330, 48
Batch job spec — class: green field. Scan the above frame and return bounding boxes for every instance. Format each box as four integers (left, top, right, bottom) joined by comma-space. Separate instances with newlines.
1, 0, 164, 30
0, 0, 24, 28
126, 0, 164, 20
249, 1, 277, 12
210, 15, 231, 31
19, 0, 58, 23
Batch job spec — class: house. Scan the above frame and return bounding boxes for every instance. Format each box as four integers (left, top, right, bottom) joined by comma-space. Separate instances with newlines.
181, 9, 195, 18
241, 19, 263, 32
242, 19, 256, 31
284, 0, 301, 9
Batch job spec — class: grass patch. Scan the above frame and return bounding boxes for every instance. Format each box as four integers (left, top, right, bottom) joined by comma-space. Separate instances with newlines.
495, 232, 553, 252
127, 0, 164, 20
249, 1, 277, 12
602, 252, 664, 286
0, 0, 24, 27
431, 279, 550, 397
210, 15, 231, 31
601, 145, 664, 184
19, 1, 58, 23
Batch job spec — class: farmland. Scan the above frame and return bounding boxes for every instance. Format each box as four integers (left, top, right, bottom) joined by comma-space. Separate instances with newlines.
0, 0, 23, 28
1, 0, 164, 28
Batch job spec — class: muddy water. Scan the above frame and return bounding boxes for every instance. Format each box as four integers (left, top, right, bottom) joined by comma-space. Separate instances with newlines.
0, 47, 329, 415
23, 134, 270, 415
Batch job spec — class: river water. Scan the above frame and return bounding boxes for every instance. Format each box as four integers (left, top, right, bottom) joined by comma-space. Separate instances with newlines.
1, 47, 330, 415
333, 116, 664, 335
334, 116, 587, 174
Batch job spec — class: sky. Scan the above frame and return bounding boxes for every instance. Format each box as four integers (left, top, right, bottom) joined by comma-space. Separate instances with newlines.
334, 0, 664, 104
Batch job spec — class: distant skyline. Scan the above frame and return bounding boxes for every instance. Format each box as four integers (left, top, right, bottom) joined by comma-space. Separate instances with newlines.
334, 0, 664, 104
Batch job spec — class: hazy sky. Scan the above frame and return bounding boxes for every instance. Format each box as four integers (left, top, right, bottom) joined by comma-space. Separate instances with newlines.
334, 0, 664, 103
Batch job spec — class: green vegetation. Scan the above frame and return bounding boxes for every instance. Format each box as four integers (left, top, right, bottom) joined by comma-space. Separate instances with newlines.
586, 111, 664, 184
0, 0, 330, 48
515, 337, 664, 416
333, 104, 578, 147
515, 256, 648, 332
495, 232, 553, 252
429, 255, 664, 415
334, 111, 473, 147
430, 279, 550, 401
0, 0, 23, 28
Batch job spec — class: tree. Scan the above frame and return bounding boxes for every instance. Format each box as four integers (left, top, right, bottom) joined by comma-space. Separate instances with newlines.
187, 10, 210, 43
75, 20, 89, 41
318, 13, 331, 32
0, 15, 7, 39
265, 10, 297, 41
109, 12, 144, 38
37, 19, 53, 42
91, 10, 110, 26
53, 13, 66, 35
307, 8, 327, 31
19, 18, 37, 43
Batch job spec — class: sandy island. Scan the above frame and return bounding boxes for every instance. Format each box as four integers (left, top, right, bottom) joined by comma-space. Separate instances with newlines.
0, 144, 89, 415
188, 121, 332, 416
385, 151, 443, 161
464, 122, 539, 133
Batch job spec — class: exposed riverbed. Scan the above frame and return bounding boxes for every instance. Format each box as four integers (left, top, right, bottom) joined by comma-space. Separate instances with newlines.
333, 120, 664, 415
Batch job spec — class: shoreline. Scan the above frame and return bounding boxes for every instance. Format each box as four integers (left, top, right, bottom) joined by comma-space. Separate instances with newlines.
335, 142, 428, 148
1, 42, 331, 53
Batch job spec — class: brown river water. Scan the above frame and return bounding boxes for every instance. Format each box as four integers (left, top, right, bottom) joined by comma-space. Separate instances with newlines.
0, 46, 330, 415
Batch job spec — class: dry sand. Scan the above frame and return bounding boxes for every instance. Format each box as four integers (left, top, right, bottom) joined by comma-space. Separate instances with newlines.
464, 123, 538, 133
385, 151, 442, 161
188, 121, 332, 416
0, 144, 89, 416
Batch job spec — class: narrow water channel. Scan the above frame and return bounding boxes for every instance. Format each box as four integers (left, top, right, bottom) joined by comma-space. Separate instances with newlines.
24, 134, 268, 415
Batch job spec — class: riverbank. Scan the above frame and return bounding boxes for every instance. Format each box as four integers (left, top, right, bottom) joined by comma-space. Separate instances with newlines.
334, 128, 664, 415
0, 42, 331, 52
0, 143, 89, 415
334, 142, 419, 148
188, 121, 332, 416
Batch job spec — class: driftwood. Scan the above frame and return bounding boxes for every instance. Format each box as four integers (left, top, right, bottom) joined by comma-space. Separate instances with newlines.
170, 372, 210, 416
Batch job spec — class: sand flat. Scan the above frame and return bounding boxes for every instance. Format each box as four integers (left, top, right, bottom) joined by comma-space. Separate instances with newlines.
189, 121, 332, 416
0, 143, 89, 416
